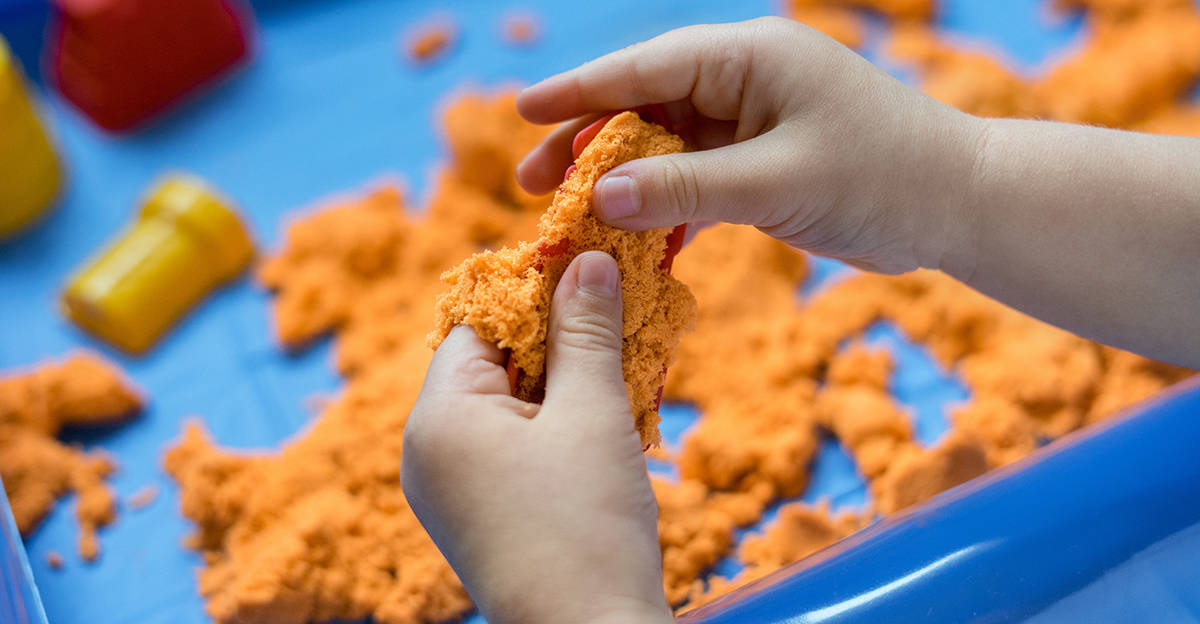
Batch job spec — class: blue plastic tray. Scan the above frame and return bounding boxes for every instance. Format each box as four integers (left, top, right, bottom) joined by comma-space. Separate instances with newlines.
0, 1, 1194, 623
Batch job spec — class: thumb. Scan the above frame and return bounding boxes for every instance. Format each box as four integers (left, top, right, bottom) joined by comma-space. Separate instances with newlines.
543, 252, 630, 412
593, 132, 797, 232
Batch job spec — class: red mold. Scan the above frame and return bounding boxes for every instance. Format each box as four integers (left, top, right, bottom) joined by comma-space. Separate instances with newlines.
571, 113, 616, 159
48, 0, 253, 132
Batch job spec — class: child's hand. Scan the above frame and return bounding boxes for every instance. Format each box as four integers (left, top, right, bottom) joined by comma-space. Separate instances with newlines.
516, 16, 984, 275
519, 17, 1200, 368
403, 252, 675, 624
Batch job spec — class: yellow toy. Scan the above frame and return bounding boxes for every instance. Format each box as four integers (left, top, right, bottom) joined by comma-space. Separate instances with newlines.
0, 36, 60, 238
62, 175, 254, 353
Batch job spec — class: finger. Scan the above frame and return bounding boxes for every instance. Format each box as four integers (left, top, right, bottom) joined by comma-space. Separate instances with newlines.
592, 130, 802, 232
516, 22, 754, 125
520, 112, 739, 196
542, 252, 629, 414
517, 115, 598, 194
422, 325, 514, 398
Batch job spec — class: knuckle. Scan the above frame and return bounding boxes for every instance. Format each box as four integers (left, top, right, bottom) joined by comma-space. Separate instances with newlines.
556, 308, 622, 354
403, 402, 457, 463
695, 38, 753, 119
658, 157, 702, 223
448, 356, 502, 393
749, 15, 802, 38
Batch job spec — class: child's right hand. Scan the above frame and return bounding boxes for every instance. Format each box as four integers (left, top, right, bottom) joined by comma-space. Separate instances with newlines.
516, 16, 985, 276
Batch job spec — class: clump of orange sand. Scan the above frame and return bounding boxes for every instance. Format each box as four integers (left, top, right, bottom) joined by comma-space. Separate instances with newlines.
0, 352, 142, 560
429, 111, 698, 448
654, 478, 772, 606
684, 501, 867, 609
165, 0, 1200, 620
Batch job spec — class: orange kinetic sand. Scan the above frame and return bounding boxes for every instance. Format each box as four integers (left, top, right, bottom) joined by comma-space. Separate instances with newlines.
168, 91, 552, 624
685, 501, 866, 609
0, 352, 141, 560
502, 13, 540, 45
886, 0, 1200, 128
786, 1, 866, 47
849, 0, 935, 20
654, 478, 770, 606
127, 485, 158, 510
166, 1, 1200, 619
407, 19, 455, 63
429, 111, 698, 448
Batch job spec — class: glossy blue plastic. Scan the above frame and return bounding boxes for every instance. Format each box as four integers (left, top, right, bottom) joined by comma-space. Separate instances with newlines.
682, 379, 1200, 624
0, 480, 47, 624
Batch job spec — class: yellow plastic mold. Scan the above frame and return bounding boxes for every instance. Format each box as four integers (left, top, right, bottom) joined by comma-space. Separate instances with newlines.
0, 36, 60, 238
62, 174, 255, 354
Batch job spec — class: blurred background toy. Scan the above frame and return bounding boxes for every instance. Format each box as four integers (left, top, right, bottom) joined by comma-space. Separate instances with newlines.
61, 175, 254, 354
48, 0, 253, 131
0, 35, 59, 239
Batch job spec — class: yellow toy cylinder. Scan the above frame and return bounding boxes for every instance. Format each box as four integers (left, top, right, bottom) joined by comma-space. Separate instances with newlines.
62, 175, 254, 354
0, 36, 61, 238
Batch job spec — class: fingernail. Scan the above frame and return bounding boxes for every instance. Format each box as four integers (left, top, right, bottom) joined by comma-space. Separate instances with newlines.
576, 253, 619, 296
595, 175, 640, 221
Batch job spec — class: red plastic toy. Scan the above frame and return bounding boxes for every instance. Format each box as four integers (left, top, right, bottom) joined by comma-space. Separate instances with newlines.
48, 0, 252, 132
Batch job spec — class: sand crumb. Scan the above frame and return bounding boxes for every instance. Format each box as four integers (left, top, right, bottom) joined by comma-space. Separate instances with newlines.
128, 485, 158, 510
502, 13, 540, 46
406, 18, 456, 63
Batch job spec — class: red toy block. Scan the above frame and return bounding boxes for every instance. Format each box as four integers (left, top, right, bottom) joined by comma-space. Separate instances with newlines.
48, 0, 252, 132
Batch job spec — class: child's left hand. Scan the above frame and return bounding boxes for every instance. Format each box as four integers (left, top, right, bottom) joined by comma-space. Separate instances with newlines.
403, 252, 675, 624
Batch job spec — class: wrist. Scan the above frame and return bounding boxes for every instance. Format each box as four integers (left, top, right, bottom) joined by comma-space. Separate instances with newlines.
480, 580, 674, 624
581, 604, 675, 624
911, 112, 991, 281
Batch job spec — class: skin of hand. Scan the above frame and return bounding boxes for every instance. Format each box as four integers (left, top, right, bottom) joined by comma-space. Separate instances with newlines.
517, 17, 1200, 368
403, 252, 675, 624
516, 16, 984, 276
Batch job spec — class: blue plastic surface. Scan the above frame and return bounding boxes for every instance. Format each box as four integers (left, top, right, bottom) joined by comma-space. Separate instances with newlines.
0, 480, 47, 624
0, 1, 1194, 623
680, 379, 1200, 624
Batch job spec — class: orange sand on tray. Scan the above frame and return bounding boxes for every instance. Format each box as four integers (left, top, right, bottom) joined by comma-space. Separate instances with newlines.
428, 111, 698, 448
0, 351, 142, 561
164, 0, 1200, 619
882, 0, 1200, 131
165, 91, 550, 624
662, 254, 1190, 606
